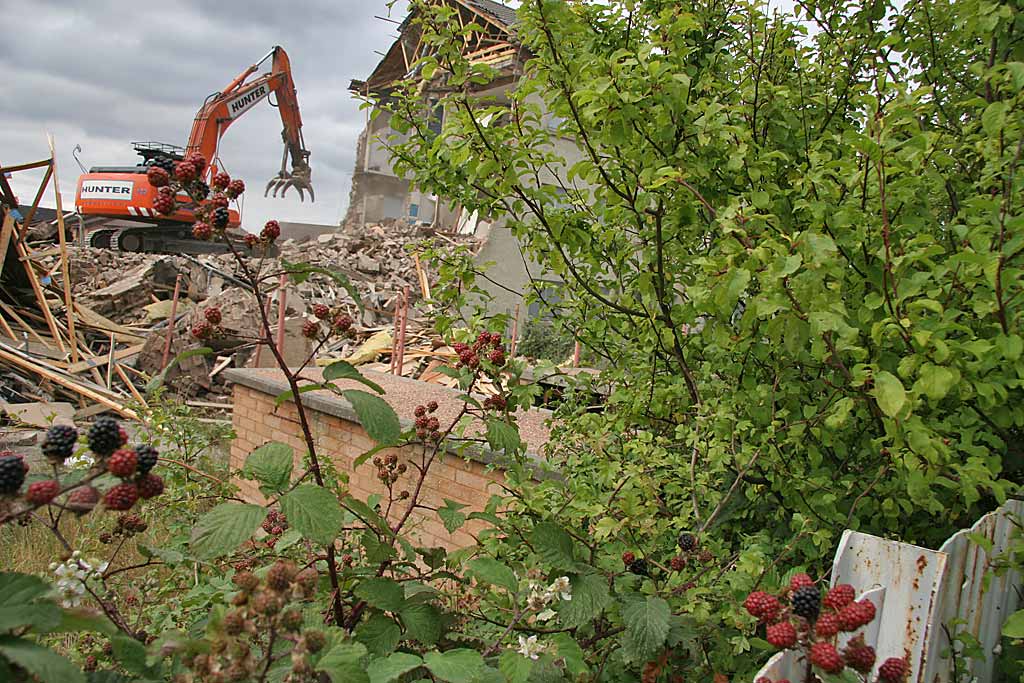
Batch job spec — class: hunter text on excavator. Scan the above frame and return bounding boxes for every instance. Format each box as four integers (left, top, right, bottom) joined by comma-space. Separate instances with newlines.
75, 46, 313, 255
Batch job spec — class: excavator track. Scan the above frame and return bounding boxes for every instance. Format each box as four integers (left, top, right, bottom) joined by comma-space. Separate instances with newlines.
88, 224, 232, 255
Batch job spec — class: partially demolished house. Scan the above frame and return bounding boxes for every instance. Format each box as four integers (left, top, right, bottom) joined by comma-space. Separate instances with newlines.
346, 0, 571, 317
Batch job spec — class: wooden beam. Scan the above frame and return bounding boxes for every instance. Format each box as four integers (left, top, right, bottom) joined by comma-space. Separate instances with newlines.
18, 164, 54, 239
0, 213, 15, 279
0, 159, 53, 175
0, 302, 51, 348
49, 135, 79, 364
114, 363, 147, 408
66, 343, 145, 374
0, 344, 136, 420
15, 238, 67, 353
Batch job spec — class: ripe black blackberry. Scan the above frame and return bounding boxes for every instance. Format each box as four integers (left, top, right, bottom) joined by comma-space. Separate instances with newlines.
136, 444, 159, 475
88, 417, 122, 456
189, 180, 210, 200
153, 157, 176, 173
677, 531, 697, 552
212, 207, 230, 229
0, 454, 26, 494
42, 424, 78, 461
627, 557, 650, 577
791, 584, 820, 619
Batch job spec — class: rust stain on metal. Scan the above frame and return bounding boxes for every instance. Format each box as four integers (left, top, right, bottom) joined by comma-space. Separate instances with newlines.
916, 554, 928, 572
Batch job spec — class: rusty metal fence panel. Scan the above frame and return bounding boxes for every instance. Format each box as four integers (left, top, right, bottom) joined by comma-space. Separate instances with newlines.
753, 501, 1023, 682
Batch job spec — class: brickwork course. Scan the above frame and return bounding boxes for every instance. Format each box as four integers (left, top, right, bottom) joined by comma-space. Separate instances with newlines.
224, 367, 553, 550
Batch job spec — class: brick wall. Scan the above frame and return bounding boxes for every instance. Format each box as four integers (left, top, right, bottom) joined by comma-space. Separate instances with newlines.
230, 384, 508, 550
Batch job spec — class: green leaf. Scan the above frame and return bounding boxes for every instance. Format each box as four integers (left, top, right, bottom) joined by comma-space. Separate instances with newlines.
368, 652, 423, 683
280, 484, 344, 546
872, 371, 907, 418
275, 383, 328, 407
317, 641, 369, 683
190, 503, 267, 560
241, 442, 294, 493
324, 360, 385, 394
558, 573, 610, 628
0, 572, 49, 606
356, 613, 401, 655
354, 578, 406, 612
0, 635, 85, 683
42, 609, 118, 637
465, 557, 518, 593
1004, 609, 1024, 638
530, 522, 576, 570
0, 572, 60, 633
917, 364, 956, 401
550, 633, 588, 675
498, 651, 533, 683
399, 603, 443, 645
138, 544, 185, 565
485, 419, 523, 455
621, 596, 671, 659
342, 390, 401, 446
438, 499, 468, 534
275, 528, 304, 551
422, 649, 485, 682
145, 347, 212, 394
110, 635, 149, 676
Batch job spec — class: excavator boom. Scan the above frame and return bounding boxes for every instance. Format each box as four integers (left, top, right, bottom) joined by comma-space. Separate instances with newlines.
74, 45, 313, 254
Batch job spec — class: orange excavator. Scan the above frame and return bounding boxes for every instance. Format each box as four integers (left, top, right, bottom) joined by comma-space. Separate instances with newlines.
76, 46, 313, 253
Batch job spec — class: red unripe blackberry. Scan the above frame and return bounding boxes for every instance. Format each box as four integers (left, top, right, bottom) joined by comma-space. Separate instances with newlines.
415, 416, 429, 429
622, 551, 636, 565
244, 233, 259, 248
66, 485, 100, 514
789, 573, 814, 592
878, 657, 908, 682
452, 342, 468, 354
104, 483, 139, 511
814, 612, 840, 638
42, 424, 78, 461
294, 567, 317, 591
487, 348, 505, 365
766, 621, 797, 649
477, 331, 491, 346
211, 171, 231, 190
837, 599, 876, 631
174, 161, 197, 182
226, 179, 245, 198
484, 395, 507, 410
107, 448, 138, 478
25, 479, 60, 505
192, 221, 212, 240
427, 400, 438, 412
303, 630, 326, 653
809, 642, 843, 674
823, 583, 856, 611
212, 207, 230, 229
669, 555, 687, 571
271, 526, 284, 535
677, 531, 698, 552
312, 304, 330, 320
88, 417, 122, 456
791, 584, 820, 619
118, 426, 129, 446
137, 473, 164, 499
843, 643, 876, 673
744, 591, 782, 622
266, 560, 297, 591
251, 591, 281, 615
211, 193, 230, 209
185, 153, 207, 173
192, 320, 213, 339
204, 307, 222, 325
153, 194, 175, 215
261, 220, 281, 241
332, 314, 352, 332
427, 417, 440, 431
223, 609, 245, 636
232, 571, 259, 592
302, 320, 320, 339
414, 405, 426, 418
146, 166, 170, 188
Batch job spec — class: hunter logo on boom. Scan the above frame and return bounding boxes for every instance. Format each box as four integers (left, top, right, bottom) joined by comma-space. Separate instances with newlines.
228, 85, 268, 119
79, 180, 134, 201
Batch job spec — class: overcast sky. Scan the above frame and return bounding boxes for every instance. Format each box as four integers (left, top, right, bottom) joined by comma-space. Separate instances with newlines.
0, 0, 407, 230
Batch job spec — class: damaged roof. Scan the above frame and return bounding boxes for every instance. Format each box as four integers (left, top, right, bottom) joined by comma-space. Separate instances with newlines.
465, 0, 517, 28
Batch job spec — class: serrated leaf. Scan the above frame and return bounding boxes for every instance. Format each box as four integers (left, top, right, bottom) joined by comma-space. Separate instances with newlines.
498, 651, 533, 683
42, 609, 118, 637
368, 652, 423, 683
423, 649, 485, 682
549, 633, 588, 675
621, 596, 670, 659
110, 635, 148, 675
342, 390, 401, 446
354, 578, 406, 612
465, 558, 518, 593
324, 360, 385, 394
0, 572, 60, 632
190, 503, 267, 560
138, 544, 185, 565
275, 528, 304, 551
1004, 609, 1024, 638
242, 442, 294, 493
917, 364, 955, 401
355, 614, 401, 655
485, 419, 523, 456
399, 603, 443, 645
280, 484, 344, 546
872, 371, 906, 417
438, 499, 468, 534
558, 573, 610, 627
0, 635, 85, 683
530, 522, 575, 570
317, 641, 369, 683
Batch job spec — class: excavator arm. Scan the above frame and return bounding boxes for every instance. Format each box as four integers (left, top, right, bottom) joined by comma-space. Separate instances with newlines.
185, 46, 314, 201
